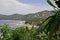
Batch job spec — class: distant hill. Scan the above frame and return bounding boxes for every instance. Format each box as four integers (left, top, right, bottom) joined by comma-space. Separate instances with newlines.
0, 10, 54, 20
26, 10, 54, 20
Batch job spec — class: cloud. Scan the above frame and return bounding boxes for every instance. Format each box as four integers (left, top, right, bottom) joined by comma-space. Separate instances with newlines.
0, 0, 53, 15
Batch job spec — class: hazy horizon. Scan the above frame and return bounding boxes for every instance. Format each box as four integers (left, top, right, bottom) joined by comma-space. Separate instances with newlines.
0, 10, 54, 15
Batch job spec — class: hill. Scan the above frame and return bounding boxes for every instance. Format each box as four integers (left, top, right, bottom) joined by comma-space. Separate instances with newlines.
0, 10, 54, 20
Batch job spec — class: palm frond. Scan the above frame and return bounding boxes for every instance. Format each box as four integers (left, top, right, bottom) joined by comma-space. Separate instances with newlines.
47, 0, 57, 8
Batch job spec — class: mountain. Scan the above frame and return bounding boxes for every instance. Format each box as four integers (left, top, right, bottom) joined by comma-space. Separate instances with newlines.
0, 10, 54, 20
26, 10, 54, 20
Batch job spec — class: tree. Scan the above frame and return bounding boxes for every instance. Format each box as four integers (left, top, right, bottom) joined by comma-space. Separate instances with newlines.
38, 0, 60, 40
0, 24, 13, 40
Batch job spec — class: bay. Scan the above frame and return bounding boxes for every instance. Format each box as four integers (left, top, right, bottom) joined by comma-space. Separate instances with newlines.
0, 20, 25, 28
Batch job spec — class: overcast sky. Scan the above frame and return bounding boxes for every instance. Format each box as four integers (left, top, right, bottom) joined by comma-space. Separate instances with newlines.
0, 0, 54, 15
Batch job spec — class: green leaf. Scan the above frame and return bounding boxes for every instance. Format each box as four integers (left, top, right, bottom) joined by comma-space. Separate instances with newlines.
47, 0, 56, 8
54, 0, 58, 2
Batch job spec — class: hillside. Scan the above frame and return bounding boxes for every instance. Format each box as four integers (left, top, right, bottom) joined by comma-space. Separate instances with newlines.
0, 10, 54, 20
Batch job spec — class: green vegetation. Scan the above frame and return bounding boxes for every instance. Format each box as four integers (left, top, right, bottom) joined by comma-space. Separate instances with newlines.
38, 0, 60, 40
0, 11, 54, 20
0, 24, 39, 40
0, 0, 60, 40
0, 22, 60, 40
25, 18, 43, 26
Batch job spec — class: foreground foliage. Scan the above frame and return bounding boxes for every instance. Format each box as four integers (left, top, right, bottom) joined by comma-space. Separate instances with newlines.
0, 24, 60, 40
38, 0, 60, 40
0, 0, 60, 40
0, 24, 38, 40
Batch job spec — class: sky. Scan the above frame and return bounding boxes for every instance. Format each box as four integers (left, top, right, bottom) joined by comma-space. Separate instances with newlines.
0, 0, 54, 15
